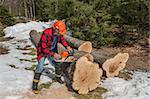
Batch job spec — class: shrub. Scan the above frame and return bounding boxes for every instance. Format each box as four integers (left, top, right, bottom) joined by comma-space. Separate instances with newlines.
35, 0, 149, 47
0, 22, 5, 37
0, 5, 15, 26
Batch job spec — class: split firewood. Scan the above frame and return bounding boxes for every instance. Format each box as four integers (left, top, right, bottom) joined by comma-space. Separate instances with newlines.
72, 56, 103, 94
102, 53, 129, 77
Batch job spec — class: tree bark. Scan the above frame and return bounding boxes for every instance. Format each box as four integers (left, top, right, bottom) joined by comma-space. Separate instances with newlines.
64, 35, 85, 49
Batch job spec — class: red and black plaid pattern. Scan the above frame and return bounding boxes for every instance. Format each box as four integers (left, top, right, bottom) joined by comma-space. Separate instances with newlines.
37, 28, 68, 61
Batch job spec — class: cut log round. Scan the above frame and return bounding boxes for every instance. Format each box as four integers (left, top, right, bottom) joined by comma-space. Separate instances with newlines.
78, 41, 92, 53
102, 53, 129, 77
72, 56, 103, 94
29, 30, 41, 48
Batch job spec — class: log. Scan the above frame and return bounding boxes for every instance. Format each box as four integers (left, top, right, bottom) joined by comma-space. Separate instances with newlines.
64, 35, 85, 49
63, 35, 114, 64
29, 30, 91, 54
65, 35, 93, 53
29, 30, 92, 61
78, 41, 92, 53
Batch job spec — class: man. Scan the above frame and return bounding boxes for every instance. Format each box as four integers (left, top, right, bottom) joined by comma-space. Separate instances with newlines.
32, 20, 73, 94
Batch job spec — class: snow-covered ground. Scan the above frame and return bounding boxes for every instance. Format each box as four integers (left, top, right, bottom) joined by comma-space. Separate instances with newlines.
0, 21, 150, 99
101, 71, 150, 99
0, 21, 55, 98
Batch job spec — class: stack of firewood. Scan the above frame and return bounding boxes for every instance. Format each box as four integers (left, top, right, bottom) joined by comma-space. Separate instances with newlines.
29, 30, 129, 94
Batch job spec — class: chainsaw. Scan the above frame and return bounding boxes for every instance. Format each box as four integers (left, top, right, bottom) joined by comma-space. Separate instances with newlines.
58, 50, 75, 62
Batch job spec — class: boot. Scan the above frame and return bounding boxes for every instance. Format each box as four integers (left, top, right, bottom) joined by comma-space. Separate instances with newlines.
32, 72, 41, 94
54, 76, 64, 84
54, 66, 64, 84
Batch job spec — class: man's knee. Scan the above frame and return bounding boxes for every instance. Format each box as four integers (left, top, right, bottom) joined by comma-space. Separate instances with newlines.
35, 57, 45, 73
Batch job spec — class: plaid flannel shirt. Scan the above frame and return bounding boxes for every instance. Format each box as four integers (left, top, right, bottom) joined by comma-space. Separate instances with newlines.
37, 28, 68, 61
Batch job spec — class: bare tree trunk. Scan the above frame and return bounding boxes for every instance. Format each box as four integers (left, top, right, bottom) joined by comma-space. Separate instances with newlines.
18, 6, 21, 16
0, 0, 5, 5
30, 0, 33, 19
24, 0, 28, 18
55, 0, 58, 18
8, 2, 12, 14
32, 0, 35, 19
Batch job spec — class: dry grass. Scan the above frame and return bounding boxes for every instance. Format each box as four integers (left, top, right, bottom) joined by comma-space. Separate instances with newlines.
25, 64, 36, 71
38, 82, 53, 91
118, 71, 132, 80
21, 85, 73, 99
0, 37, 14, 42
22, 50, 36, 56
76, 87, 107, 99
8, 64, 19, 69
0, 45, 9, 55
19, 58, 36, 62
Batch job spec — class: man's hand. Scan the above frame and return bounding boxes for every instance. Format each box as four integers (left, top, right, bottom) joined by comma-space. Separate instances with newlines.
67, 46, 74, 55
54, 53, 61, 60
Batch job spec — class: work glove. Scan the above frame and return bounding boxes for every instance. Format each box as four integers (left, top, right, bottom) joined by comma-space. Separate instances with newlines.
67, 46, 74, 56
54, 53, 62, 60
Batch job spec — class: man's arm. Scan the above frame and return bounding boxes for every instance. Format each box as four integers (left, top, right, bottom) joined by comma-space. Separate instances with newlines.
61, 36, 73, 55
61, 36, 69, 47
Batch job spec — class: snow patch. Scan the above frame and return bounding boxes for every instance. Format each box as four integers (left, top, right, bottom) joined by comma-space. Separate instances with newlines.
0, 21, 55, 97
102, 71, 150, 99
